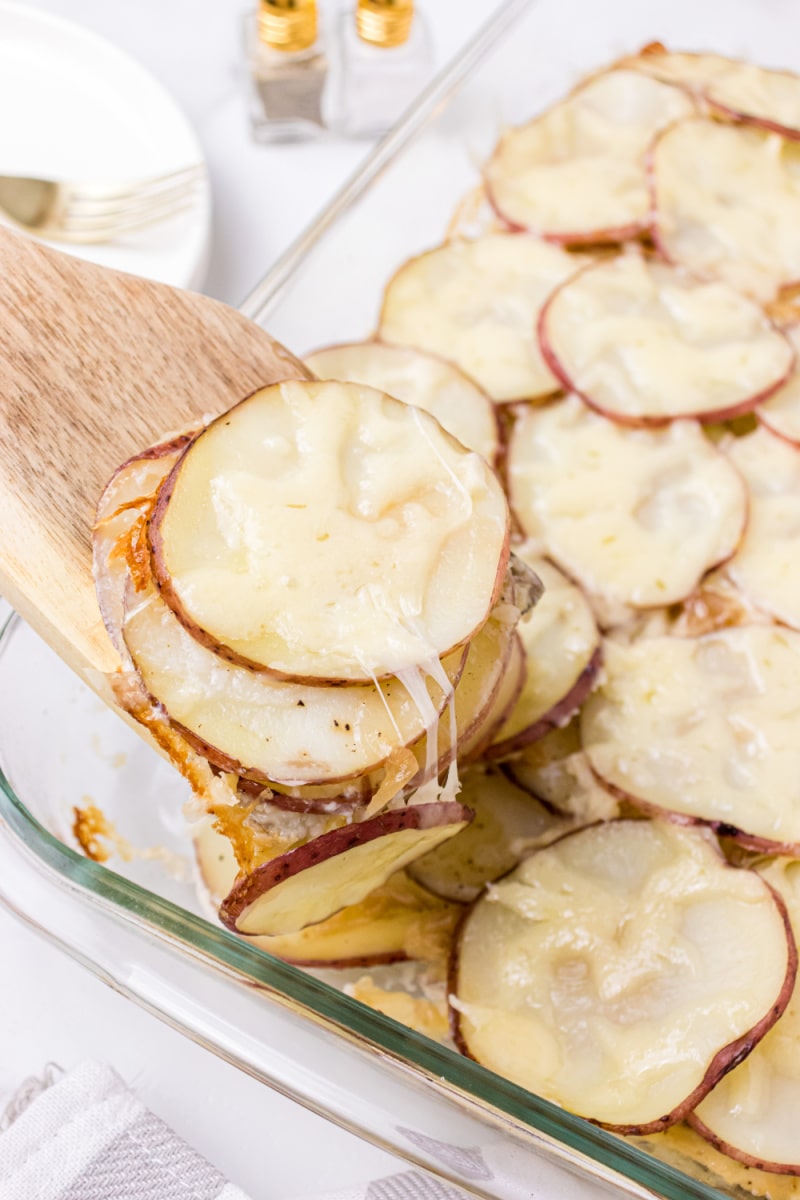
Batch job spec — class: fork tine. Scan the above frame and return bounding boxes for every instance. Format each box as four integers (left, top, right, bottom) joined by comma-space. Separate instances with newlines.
56, 197, 197, 242
65, 164, 205, 206
63, 176, 203, 222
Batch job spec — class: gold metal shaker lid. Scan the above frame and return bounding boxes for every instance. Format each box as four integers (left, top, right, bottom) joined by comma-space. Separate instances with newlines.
258, 0, 318, 52
356, 0, 414, 48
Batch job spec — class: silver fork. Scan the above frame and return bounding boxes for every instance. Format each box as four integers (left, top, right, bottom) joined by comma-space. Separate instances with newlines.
0, 164, 205, 244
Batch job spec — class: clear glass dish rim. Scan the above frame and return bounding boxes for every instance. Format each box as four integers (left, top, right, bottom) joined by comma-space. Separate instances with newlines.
0, 5, 743, 1194
0, 619, 731, 1200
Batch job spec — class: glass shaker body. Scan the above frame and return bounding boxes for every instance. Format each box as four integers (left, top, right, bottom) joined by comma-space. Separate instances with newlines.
331, 7, 433, 140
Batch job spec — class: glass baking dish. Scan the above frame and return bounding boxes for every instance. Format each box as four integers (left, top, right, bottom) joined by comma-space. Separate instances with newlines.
3, 0, 800, 1195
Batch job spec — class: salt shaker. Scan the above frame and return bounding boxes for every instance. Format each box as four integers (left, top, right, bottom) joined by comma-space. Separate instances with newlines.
331, 0, 434, 139
243, 0, 329, 143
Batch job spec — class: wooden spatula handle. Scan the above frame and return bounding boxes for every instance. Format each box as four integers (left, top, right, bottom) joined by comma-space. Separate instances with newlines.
0, 228, 307, 679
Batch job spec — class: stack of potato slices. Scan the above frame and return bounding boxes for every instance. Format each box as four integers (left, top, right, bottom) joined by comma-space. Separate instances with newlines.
94, 43, 800, 1190
93, 379, 536, 940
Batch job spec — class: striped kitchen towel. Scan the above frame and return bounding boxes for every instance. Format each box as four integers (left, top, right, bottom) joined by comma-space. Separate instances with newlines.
0, 1063, 476, 1200
0, 1061, 249, 1200
0, 1061, 603, 1200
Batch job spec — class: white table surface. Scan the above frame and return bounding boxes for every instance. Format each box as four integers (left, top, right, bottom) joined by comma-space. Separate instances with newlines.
0, 0, 487, 1195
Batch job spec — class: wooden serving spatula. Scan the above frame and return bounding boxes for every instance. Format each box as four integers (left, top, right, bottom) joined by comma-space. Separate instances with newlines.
0, 227, 307, 688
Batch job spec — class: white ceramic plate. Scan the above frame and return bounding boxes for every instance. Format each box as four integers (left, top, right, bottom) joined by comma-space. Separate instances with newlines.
0, 1, 211, 289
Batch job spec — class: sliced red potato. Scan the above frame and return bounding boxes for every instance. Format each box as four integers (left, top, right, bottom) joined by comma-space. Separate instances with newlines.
378, 234, 588, 404
539, 254, 793, 424
759, 326, 800, 444
195, 818, 460, 967
507, 395, 747, 608
304, 341, 499, 465
219, 801, 472, 936
503, 718, 619, 823
237, 774, 374, 816
707, 67, 800, 140
408, 765, 573, 903
149, 379, 509, 684
689, 856, 800, 1174
123, 577, 466, 788
451, 819, 795, 1132
725, 426, 800, 631
486, 70, 694, 244
628, 46, 800, 140
93, 435, 193, 657
651, 118, 800, 302
193, 808, 307, 901
625, 46, 743, 91
92, 434, 302, 825
582, 627, 800, 852
484, 555, 601, 759
94, 430, 197, 530
459, 632, 525, 764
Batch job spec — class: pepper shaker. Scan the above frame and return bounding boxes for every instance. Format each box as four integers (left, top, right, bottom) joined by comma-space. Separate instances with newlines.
243, 0, 329, 143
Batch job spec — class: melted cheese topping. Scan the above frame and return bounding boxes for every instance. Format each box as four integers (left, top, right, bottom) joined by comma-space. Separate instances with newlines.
691, 857, 800, 1171
379, 234, 586, 403
758, 325, 800, 444
653, 118, 800, 302
486, 70, 694, 240
154, 380, 508, 682
508, 396, 747, 607
488, 555, 599, 752
455, 820, 790, 1129
305, 342, 499, 464
726, 426, 800, 631
409, 611, 518, 784
542, 255, 793, 421
582, 627, 800, 847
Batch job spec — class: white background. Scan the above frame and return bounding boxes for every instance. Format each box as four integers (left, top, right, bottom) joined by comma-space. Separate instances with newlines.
0, 1, 488, 1195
